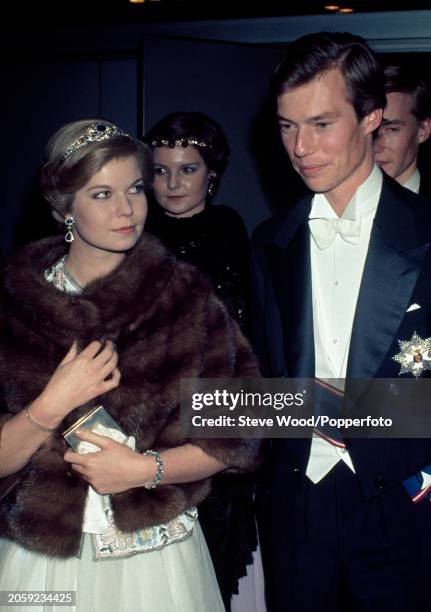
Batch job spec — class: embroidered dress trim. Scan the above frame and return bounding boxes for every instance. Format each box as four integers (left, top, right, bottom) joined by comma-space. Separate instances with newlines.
45, 255, 82, 294
89, 504, 198, 560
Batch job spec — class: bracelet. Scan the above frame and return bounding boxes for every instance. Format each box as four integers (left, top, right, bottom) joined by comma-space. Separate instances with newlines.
143, 450, 164, 489
24, 405, 56, 433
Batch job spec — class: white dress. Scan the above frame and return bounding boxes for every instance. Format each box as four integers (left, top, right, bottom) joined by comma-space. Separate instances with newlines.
0, 258, 224, 612
0, 524, 223, 612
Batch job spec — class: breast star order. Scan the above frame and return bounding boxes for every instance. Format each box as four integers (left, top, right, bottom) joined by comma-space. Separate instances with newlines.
393, 331, 431, 378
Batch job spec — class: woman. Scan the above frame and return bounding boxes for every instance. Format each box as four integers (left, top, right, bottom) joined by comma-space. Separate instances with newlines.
144, 112, 250, 334
0, 119, 261, 612
144, 112, 259, 611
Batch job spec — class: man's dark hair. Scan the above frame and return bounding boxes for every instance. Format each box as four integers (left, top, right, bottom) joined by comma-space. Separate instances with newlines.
384, 65, 431, 122
273, 31, 386, 121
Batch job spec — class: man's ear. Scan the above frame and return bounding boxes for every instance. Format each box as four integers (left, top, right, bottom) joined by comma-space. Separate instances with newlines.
363, 108, 383, 135
418, 117, 431, 144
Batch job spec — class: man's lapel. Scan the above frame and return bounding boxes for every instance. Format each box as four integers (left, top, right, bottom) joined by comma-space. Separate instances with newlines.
347, 177, 431, 380
265, 195, 315, 378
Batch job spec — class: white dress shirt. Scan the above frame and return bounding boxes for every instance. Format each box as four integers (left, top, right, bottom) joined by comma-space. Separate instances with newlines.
306, 165, 383, 483
402, 168, 420, 194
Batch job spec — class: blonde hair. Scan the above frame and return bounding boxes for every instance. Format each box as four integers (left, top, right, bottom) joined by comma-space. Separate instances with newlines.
40, 119, 153, 216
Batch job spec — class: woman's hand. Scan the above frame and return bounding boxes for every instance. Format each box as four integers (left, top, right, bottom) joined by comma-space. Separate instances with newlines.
64, 429, 152, 494
0, 341, 121, 478
35, 340, 120, 424
65, 431, 230, 494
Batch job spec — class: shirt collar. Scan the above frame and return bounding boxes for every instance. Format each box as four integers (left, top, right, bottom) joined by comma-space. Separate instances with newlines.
402, 168, 420, 194
310, 165, 383, 221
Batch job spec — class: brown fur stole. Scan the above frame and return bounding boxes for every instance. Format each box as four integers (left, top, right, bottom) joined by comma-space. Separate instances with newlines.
0, 233, 261, 557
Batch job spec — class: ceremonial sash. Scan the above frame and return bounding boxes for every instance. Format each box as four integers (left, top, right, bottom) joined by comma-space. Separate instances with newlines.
313, 378, 346, 449
403, 466, 431, 503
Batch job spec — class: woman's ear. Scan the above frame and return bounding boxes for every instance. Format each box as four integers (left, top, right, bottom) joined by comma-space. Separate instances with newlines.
208, 171, 217, 187
51, 209, 64, 224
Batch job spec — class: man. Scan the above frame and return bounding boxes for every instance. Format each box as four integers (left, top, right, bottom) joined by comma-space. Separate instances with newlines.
252, 32, 431, 611
374, 65, 431, 194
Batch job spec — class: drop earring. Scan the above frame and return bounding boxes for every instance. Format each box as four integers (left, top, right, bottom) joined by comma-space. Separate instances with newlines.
64, 215, 75, 243
208, 180, 216, 197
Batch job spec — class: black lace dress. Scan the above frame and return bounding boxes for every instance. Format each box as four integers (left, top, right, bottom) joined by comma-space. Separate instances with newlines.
145, 202, 258, 611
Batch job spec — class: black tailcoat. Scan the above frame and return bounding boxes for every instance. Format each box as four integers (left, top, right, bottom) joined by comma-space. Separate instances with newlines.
251, 175, 431, 610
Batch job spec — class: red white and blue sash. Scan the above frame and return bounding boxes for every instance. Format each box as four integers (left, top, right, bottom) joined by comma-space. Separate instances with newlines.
313, 378, 347, 449
403, 467, 431, 503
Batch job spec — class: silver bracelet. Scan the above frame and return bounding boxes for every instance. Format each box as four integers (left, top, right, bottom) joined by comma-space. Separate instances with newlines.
143, 450, 164, 489
24, 405, 55, 433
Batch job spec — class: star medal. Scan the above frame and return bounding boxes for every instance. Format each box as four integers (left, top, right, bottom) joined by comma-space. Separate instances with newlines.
392, 331, 431, 378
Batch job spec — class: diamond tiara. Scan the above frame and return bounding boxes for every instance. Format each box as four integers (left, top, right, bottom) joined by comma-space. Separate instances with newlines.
60, 122, 130, 162
150, 137, 210, 149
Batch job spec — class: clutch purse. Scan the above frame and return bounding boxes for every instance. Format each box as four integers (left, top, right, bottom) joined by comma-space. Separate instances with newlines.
62, 405, 135, 538
62, 405, 128, 453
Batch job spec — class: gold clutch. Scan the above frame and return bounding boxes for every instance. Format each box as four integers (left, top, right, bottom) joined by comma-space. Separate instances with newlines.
62, 405, 126, 452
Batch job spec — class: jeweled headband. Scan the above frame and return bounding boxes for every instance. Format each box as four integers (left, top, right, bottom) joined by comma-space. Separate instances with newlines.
60, 122, 130, 162
150, 137, 210, 149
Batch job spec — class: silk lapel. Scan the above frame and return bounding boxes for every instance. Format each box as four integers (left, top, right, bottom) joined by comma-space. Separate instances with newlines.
265, 196, 315, 378
347, 177, 431, 380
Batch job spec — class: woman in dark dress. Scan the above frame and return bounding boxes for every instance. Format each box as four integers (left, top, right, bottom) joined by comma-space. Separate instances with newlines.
145, 112, 250, 335
144, 112, 259, 610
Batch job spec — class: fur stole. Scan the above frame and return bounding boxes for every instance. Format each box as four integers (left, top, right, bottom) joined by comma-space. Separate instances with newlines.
0, 233, 261, 557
